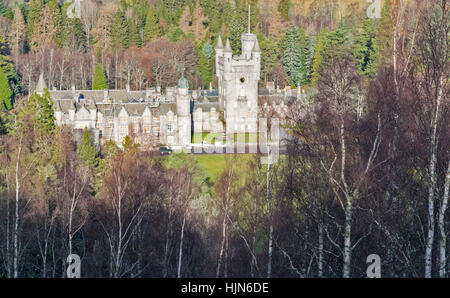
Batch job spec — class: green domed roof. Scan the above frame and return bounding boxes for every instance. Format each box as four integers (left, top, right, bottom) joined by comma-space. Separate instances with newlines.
177, 76, 189, 89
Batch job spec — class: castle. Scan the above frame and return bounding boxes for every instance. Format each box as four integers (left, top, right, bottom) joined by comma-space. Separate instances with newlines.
41, 30, 298, 150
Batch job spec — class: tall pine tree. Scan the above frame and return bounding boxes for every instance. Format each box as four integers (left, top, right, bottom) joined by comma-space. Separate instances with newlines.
77, 127, 99, 169
143, 5, 162, 43
198, 42, 213, 88
282, 25, 308, 87
229, 13, 246, 55
8, 6, 25, 65
355, 18, 378, 76
26, 0, 45, 40
111, 9, 130, 49
311, 28, 330, 85
277, 0, 291, 21
0, 67, 12, 110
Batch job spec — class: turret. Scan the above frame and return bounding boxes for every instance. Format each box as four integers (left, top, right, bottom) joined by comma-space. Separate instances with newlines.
223, 38, 233, 73
241, 33, 256, 60
176, 75, 191, 147
215, 35, 224, 75
176, 76, 189, 116
252, 38, 261, 78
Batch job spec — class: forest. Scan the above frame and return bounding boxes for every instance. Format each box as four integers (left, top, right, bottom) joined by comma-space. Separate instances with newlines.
0, 0, 449, 278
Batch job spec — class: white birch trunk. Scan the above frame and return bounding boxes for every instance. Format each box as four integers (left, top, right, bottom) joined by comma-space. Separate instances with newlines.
177, 214, 186, 278
425, 79, 444, 278
13, 144, 22, 278
438, 160, 450, 277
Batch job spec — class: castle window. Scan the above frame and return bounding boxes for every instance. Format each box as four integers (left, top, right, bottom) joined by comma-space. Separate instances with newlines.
119, 116, 127, 123
168, 113, 173, 121
120, 125, 128, 134
144, 125, 151, 134
168, 124, 173, 132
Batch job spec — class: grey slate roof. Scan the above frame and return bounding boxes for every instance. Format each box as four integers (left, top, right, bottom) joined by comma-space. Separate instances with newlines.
193, 102, 220, 112
49, 90, 148, 103
159, 103, 177, 115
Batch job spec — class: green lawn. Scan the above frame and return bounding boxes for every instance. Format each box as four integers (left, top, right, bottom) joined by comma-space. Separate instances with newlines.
193, 154, 258, 183
193, 154, 226, 181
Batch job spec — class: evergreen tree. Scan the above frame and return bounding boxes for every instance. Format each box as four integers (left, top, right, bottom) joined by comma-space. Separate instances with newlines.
324, 22, 351, 51
260, 37, 278, 82
26, 89, 56, 133
355, 18, 378, 76
166, 24, 185, 42
8, 6, 26, 63
179, 0, 208, 42
30, 4, 57, 50
92, 63, 109, 90
0, 27, 11, 71
222, 1, 233, 29
375, 0, 394, 66
277, 0, 291, 21
143, 5, 162, 43
128, 18, 142, 47
305, 32, 317, 83
311, 28, 330, 84
229, 13, 246, 55
282, 25, 307, 86
0, 27, 20, 97
60, 1, 86, 50
0, 68, 12, 110
199, 42, 213, 88
26, 0, 45, 40
122, 135, 139, 151
77, 127, 99, 169
0, 113, 6, 134
48, 0, 63, 46
111, 9, 130, 49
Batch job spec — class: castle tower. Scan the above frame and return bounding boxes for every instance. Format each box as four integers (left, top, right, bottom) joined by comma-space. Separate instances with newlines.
215, 28, 260, 135
176, 76, 191, 147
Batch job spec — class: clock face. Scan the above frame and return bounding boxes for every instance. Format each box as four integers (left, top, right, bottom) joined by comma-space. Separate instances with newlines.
240, 77, 245, 83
